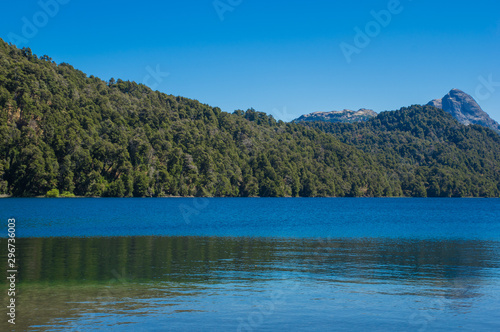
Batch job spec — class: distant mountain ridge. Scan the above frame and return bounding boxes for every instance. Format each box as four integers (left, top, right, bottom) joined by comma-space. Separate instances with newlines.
293, 109, 377, 123
427, 89, 500, 133
293, 89, 499, 133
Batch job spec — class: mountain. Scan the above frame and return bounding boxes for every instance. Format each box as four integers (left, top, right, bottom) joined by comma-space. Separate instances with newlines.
1, 39, 500, 197
427, 89, 500, 133
293, 89, 500, 134
293, 109, 377, 123
303, 105, 500, 197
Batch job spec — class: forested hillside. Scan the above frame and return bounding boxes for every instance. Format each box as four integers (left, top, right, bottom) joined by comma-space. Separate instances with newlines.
0, 39, 499, 197
306, 106, 500, 197
0, 39, 392, 197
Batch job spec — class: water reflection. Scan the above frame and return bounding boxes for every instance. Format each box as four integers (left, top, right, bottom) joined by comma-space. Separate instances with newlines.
7, 237, 498, 284
1, 236, 499, 331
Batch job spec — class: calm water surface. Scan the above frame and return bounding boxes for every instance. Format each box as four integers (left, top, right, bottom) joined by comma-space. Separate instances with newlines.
1, 198, 499, 331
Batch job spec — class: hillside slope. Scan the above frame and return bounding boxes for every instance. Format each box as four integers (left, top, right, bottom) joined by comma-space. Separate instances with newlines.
0, 39, 392, 197
305, 105, 500, 197
1, 40, 499, 197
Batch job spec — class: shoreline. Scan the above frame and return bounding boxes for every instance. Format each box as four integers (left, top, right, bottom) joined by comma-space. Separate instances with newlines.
0, 195, 496, 199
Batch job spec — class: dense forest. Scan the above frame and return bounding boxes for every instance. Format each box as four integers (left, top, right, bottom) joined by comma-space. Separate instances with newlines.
306, 107, 500, 197
0, 39, 499, 197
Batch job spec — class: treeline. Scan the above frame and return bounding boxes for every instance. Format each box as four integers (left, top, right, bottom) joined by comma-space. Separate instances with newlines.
0, 39, 392, 197
0, 38, 499, 197
305, 106, 500, 197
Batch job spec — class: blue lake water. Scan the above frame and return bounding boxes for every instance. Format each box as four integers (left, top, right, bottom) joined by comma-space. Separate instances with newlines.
1, 198, 500, 331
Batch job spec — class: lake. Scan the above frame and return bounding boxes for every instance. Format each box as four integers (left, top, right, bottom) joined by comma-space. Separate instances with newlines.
1, 198, 500, 331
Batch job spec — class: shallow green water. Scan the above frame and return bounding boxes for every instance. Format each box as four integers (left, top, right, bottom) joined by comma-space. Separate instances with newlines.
1, 198, 499, 331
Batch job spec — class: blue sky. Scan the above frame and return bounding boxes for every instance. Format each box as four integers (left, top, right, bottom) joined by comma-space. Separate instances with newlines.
1, 0, 499, 121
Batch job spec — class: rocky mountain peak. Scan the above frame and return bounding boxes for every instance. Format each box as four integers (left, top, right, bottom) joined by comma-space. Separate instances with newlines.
427, 89, 500, 132
293, 108, 377, 124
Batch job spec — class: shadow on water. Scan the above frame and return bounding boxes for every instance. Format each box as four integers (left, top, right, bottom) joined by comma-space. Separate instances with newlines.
1, 236, 499, 331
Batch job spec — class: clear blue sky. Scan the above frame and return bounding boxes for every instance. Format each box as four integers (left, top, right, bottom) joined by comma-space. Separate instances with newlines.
1, 0, 499, 121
